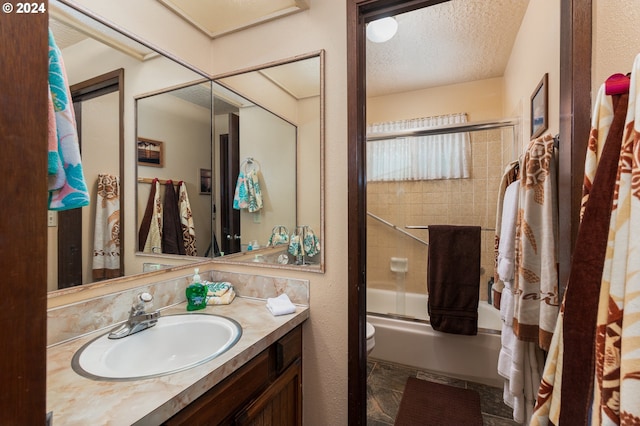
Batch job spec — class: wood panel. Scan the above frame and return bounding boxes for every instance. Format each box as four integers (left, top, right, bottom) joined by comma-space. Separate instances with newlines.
163, 351, 271, 425
0, 5, 48, 424
558, 0, 592, 294
236, 360, 302, 425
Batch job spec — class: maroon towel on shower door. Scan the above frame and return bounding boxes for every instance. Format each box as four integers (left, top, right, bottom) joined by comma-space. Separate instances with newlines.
427, 225, 481, 335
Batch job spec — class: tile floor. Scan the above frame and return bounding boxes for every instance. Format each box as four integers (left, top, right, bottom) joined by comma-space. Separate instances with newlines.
367, 358, 520, 425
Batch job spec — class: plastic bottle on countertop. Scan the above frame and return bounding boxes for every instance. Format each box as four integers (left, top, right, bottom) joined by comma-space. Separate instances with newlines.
186, 268, 207, 311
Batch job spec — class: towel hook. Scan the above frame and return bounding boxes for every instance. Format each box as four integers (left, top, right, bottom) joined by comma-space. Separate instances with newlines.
241, 157, 260, 173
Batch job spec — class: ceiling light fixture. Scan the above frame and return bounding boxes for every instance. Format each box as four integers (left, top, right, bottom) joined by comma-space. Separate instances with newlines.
366, 17, 398, 43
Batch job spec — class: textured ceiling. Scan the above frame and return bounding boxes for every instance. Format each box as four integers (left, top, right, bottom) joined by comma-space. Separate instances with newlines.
366, 0, 530, 97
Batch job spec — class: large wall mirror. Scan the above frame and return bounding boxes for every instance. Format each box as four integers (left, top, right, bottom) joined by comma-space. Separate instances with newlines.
135, 52, 324, 272
210, 53, 324, 271
48, 0, 324, 298
47, 0, 210, 294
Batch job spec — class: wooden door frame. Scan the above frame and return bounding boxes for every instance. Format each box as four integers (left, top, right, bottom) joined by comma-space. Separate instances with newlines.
58, 69, 124, 288
219, 113, 241, 255
0, 7, 48, 424
346, 0, 592, 423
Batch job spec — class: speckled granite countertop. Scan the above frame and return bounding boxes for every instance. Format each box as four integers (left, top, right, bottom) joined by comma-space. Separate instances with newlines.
46, 298, 309, 425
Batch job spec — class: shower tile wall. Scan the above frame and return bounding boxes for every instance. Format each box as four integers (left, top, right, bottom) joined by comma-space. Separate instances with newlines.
367, 128, 513, 301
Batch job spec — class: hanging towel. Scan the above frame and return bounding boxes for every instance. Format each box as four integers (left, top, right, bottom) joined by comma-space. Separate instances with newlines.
427, 225, 481, 335
288, 233, 302, 257
303, 227, 321, 257
92, 174, 120, 280
268, 225, 290, 247
287, 226, 321, 257
162, 180, 185, 255
512, 134, 559, 351
497, 180, 520, 283
47, 29, 90, 211
233, 168, 263, 212
492, 160, 520, 310
47, 90, 65, 191
177, 181, 197, 256
591, 60, 640, 425
139, 179, 162, 254
530, 79, 628, 426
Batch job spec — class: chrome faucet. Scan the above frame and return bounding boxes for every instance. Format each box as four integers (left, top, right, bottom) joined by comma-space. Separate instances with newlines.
108, 292, 160, 339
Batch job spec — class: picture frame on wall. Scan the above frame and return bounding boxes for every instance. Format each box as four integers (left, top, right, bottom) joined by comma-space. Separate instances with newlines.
199, 168, 212, 195
137, 137, 164, 167
530, 73, 549, 139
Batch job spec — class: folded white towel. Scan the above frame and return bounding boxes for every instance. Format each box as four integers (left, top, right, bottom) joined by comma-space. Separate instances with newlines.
266, 294, 296, 316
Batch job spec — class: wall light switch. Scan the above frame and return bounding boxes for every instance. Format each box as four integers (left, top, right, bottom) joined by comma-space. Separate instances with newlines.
48, 211, 57, 227
253, 211, 261, 223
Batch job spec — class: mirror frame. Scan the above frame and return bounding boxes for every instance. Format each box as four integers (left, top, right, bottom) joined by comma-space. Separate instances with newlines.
210, 50, 326, 273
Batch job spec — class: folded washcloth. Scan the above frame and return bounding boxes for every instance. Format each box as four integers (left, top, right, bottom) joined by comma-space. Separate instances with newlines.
266, 294, 296, 316
205, 281, 236, 305
207, 288, 236, 305
206, 281, 233, 297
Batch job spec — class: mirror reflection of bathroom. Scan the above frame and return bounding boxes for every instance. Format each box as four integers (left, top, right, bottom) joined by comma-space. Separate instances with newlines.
210, 53, 324, 269
47, 0, 208, 291
364, 0, 555, 388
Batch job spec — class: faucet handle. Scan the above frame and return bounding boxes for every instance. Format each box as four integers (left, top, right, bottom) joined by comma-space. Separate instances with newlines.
139, 292, 153, 303
132, 292, 153, 312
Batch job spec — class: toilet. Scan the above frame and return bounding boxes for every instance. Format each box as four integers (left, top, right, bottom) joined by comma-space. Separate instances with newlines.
366, 322, 376, 355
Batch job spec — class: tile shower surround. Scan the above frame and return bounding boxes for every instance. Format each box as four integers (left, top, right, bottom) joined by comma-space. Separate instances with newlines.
367, 128, 513, 301
47, 269, 310, 346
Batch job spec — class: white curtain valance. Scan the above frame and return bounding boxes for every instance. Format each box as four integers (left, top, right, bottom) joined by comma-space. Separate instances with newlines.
366, 113, 471, 181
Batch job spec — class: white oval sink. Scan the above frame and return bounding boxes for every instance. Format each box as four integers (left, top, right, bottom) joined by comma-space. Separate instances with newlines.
71, 313, 242, 381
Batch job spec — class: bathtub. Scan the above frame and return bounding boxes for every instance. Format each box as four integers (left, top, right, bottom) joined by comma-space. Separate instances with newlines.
367, 287, 503, 387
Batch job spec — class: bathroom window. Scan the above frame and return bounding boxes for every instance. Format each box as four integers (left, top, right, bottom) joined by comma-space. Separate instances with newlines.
366, 113, 471, 181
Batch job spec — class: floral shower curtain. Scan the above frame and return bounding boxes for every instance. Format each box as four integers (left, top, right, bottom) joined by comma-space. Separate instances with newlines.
366, 113, 471, 181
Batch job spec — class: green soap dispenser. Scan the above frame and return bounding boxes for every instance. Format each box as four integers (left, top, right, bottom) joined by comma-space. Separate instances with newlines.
186, 268, 207, 311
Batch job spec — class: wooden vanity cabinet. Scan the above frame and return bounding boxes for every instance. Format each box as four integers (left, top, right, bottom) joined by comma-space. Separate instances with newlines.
164, 325, 302, 426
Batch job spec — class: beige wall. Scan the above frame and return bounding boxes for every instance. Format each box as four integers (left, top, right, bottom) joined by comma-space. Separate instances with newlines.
592, 0, 640, 97
71, 0, 348, 424
367, 77, 504, 124
502, 0, 560, 153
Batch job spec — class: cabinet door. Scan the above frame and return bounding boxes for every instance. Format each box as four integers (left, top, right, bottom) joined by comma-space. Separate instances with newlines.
163, 351, 270, 426
235, 359, 302, 426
